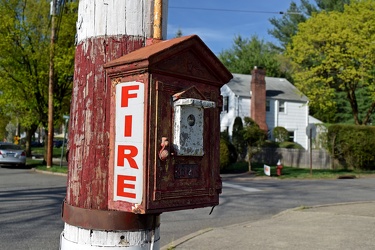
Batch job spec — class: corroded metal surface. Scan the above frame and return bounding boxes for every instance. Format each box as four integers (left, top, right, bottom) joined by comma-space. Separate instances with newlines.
66, 36, 145, 211
62, 201, 160, 231
104, 35, 232, 214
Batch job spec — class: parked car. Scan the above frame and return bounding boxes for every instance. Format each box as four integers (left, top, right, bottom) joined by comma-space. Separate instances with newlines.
31, 141, 44, 147
53, 140, 64, 148
0, 142, 26, 167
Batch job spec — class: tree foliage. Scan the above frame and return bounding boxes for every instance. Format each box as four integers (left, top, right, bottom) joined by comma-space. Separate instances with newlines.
0, 0, 49, 128
232, 117, 246, 161
273, 126, 289, 142
54, 1, 77, 124
242, 117, 267, 172
219, 139, 230, 170
220, 131, 237, 170
218, 35, 287, 77
268, 1, 309, 52
268, 0, 350, 51
0, 0, 77, 152
286, 0, 375, 125
327, 124, 375, 170
175, 28, 183, 38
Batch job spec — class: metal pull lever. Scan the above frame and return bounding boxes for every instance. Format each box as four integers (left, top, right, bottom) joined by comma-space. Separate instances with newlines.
159, 137, 169, 161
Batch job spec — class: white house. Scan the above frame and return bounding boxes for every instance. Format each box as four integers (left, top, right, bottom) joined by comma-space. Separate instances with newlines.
220, 69, 312, 149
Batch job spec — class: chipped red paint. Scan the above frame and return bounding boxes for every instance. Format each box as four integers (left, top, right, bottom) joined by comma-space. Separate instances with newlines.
66, 35, 145, 210
104, 35, 232, 214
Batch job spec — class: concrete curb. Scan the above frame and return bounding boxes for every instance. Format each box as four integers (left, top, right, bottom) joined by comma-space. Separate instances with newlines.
161, 228, 213, 250
31, 168, 67, 177
269, 200, 375, 219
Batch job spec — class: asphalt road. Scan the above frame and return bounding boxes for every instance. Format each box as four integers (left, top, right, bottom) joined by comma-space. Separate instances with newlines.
0, 166, 66, 250
1, 167, 375, 249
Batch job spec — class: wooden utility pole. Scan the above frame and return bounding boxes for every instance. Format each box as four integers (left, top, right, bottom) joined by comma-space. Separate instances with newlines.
60, 1, 168, 249
47, 0, 57, 168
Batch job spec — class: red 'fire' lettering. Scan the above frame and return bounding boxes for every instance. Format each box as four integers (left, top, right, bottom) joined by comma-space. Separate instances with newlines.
117, 145, 139, 169
124, 115, 132, 137
117, 175, 136, 199
121, 85, 139, 107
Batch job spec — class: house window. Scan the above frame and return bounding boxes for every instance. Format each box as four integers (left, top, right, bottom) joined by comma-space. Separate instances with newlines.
279, 101, 285, 113
223, 96, 229, 112
288, 131, 294, 142
266, 100, 270, 112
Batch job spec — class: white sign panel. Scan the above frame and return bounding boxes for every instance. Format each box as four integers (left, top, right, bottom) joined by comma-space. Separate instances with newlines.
113, 81, 144, 204
264, 164, 271, 176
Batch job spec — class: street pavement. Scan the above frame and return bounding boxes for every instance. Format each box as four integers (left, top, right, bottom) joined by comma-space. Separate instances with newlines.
31, 162, 375, 250
161, 178, 375, 250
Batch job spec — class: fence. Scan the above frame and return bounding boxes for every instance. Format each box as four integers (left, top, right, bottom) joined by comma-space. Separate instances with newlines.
252, 148, 332, 169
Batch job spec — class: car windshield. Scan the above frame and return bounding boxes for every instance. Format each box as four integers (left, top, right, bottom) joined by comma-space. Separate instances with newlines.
0, 144, 22, 150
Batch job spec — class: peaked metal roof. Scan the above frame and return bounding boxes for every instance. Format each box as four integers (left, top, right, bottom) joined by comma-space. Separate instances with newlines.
104, 35, 232, 85
226, 73, 308, 102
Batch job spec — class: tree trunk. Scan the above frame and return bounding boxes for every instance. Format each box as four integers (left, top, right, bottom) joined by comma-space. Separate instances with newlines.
247, 147, 252, 173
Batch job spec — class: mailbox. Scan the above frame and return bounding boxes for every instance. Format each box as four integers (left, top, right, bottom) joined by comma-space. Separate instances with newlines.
104, 35, 232, 214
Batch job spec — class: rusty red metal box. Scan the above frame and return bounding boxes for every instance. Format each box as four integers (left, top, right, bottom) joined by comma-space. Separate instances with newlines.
104, 35, 232, 214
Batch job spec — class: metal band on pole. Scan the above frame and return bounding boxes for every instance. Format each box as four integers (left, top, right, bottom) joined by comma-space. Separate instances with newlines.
62, 201, 160, 231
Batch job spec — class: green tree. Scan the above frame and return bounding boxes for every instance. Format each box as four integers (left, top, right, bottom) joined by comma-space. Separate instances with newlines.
175, 28, 183, 38
273, 126, 289, 142
334, 88, 375, 124
218, 35, 286, 77
268, 0, 350, 51
232, 117, 246, 161
242, 117, 267, 172
220, 131, 237, 170
0, 0, 77, 155
53, 1, 77, 124
219, 139, 230, 170
286, 0, 375, 125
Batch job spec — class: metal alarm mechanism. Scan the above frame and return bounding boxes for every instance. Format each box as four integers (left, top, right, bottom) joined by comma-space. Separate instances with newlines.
173, 98, 216, 157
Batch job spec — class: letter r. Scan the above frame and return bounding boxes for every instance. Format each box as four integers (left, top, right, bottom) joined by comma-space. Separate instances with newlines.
117, 145, 139, 169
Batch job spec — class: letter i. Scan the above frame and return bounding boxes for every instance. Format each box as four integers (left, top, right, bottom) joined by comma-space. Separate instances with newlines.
124, 115, 132, 137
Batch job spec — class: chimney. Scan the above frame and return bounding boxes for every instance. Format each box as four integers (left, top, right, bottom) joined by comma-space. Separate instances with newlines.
251, 66, 268, 132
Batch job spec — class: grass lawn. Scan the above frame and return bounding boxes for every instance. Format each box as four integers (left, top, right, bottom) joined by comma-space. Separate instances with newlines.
222, 162, 375, 179
30, 147, 67, 158
27, 147, 68, 174
28, 147, 375, 179
31, 164, 68, 174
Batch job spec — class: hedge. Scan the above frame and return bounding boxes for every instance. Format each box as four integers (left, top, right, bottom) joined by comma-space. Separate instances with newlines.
327, 124, 375, 170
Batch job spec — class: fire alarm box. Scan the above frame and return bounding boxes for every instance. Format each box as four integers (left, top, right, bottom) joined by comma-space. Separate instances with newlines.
104, 35, 232, 214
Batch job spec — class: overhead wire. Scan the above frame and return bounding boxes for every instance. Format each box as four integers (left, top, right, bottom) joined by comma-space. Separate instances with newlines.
169, 6, 301, 15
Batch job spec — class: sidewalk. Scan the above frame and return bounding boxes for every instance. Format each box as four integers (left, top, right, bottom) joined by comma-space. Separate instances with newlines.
162, 201, 375, 249
31, 164, 375, 249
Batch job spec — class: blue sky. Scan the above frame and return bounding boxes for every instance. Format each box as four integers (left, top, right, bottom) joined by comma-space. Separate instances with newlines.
167, 0, 294, 55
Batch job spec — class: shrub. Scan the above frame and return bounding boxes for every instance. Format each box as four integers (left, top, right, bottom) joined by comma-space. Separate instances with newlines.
242, 117, 267, 172
232, 117, 247, 161
219, 139, 230, 170
262, 140, 279, 148
220, 138, 237, 171
220, 130, 230, 142
273, 126, 289, 142
220, 161, 248, 174
279, 141, 304, 149
327, 124, 375, 170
